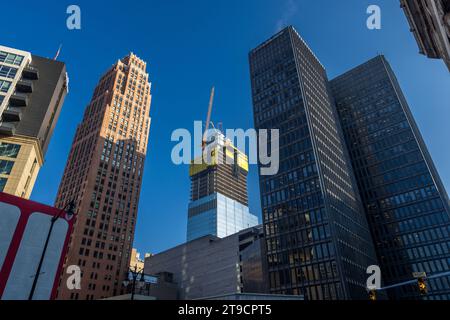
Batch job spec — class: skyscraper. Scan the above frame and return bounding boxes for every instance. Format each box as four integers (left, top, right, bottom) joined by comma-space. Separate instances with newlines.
55, 53, 151, 300
0, 45, 68, 198
187, 129, 258, 241
248, 26, 379, 300
330, 55, 450, 299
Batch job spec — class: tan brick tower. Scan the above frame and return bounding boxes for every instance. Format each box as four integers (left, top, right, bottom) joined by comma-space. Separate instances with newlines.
55, 53, 151, 300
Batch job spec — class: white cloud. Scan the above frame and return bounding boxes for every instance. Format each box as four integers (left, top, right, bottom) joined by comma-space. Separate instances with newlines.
275, 0, 299, 32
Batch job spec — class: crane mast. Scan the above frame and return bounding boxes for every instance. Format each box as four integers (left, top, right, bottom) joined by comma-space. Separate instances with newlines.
202, 86, 215, 150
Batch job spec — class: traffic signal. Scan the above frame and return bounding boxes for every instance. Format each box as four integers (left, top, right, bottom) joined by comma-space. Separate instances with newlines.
417, 277, 427, 295
368, 289, 377, 301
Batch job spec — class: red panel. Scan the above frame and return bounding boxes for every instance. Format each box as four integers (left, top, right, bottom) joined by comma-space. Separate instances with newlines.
0, 192, 74, 300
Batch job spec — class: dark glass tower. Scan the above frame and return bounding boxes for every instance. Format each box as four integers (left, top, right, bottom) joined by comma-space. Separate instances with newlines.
330, 55, 450, 300
249, 26, 379, 300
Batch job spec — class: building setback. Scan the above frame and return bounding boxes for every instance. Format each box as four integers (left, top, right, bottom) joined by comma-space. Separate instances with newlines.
0, 45, 68, 198
330, 55, 450, 300
187, 129, 258, 241
55, 53, 151, 300
248, 26, 379, 300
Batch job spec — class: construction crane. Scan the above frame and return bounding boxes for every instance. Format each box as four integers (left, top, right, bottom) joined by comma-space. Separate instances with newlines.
53, 44, 62, 60
202, 86, 215, 150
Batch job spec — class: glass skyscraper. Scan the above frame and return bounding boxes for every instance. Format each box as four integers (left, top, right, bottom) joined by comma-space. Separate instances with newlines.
249, 26, 379, 300
187, 129, 258, 242
187, 192, 258, 242
331, 55, 450, 300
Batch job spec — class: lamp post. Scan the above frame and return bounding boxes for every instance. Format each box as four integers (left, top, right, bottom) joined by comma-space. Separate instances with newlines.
28, 200, 76, 300
123, 266, 157, 300
123, 265, 142, 301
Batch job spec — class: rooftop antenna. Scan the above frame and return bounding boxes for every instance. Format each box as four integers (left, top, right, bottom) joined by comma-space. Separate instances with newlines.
53, 44, 62, 60
202, 86, 215, 150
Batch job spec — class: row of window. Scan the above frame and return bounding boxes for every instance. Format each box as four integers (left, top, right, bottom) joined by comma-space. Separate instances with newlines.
269, 266, 343, 300
0, 65, 18, 79
266, 224, 331, 252
0, 144, 21, 193
0, 142, 21, 158
0, 51, 24, 66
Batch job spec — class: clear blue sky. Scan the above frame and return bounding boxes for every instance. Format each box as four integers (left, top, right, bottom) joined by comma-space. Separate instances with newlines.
2, 0, 449, 254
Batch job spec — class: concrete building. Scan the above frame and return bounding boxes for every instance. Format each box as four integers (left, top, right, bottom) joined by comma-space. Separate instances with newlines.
145, 226, 268, 300
0, 45, 68, 198
249, 26, 379, 300
400, 0, 450, 71
331, 55, 450, 300
188, 129, 258, 241
55, 53, 152, 300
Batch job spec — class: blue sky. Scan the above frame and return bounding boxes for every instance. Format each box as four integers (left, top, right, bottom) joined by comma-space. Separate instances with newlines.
2, 0, 449, 254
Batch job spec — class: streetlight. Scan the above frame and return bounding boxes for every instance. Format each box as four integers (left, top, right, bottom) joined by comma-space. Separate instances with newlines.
123, 266, 157, 300
28, 200, 76, 300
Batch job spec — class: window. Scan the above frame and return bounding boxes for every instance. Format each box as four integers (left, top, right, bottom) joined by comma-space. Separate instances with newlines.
0, 51, 24, 66
0, 143, 21, 158
0, 177, 7, 191
0, 95, 4, 105
0, 80, 11, 93
0, 160, 14, 175
0, 65, 18, 79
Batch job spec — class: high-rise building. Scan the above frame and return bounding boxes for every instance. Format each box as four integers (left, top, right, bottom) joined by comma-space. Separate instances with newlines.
400, 0, 450, 71
55, 53, 151, 300
248, 26, 379, 300
0, 45, 68, 198
330, 55, 450, 299
187, 129, 258, 242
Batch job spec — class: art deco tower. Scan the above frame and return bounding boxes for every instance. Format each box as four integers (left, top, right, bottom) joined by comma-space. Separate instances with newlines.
55, 53, 151, 300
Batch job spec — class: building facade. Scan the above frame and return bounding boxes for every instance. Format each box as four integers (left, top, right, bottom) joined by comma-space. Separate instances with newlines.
249, 26, 379, 300
145, 226, 268, 300
55, 53, 151, 300
400, 0, 450, 71
0, 45, 68, 198
330, 55, 450, 300
187, 129, 258, 241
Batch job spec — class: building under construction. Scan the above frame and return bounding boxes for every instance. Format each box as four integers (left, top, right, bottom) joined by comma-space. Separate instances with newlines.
187, 96, 258, 241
